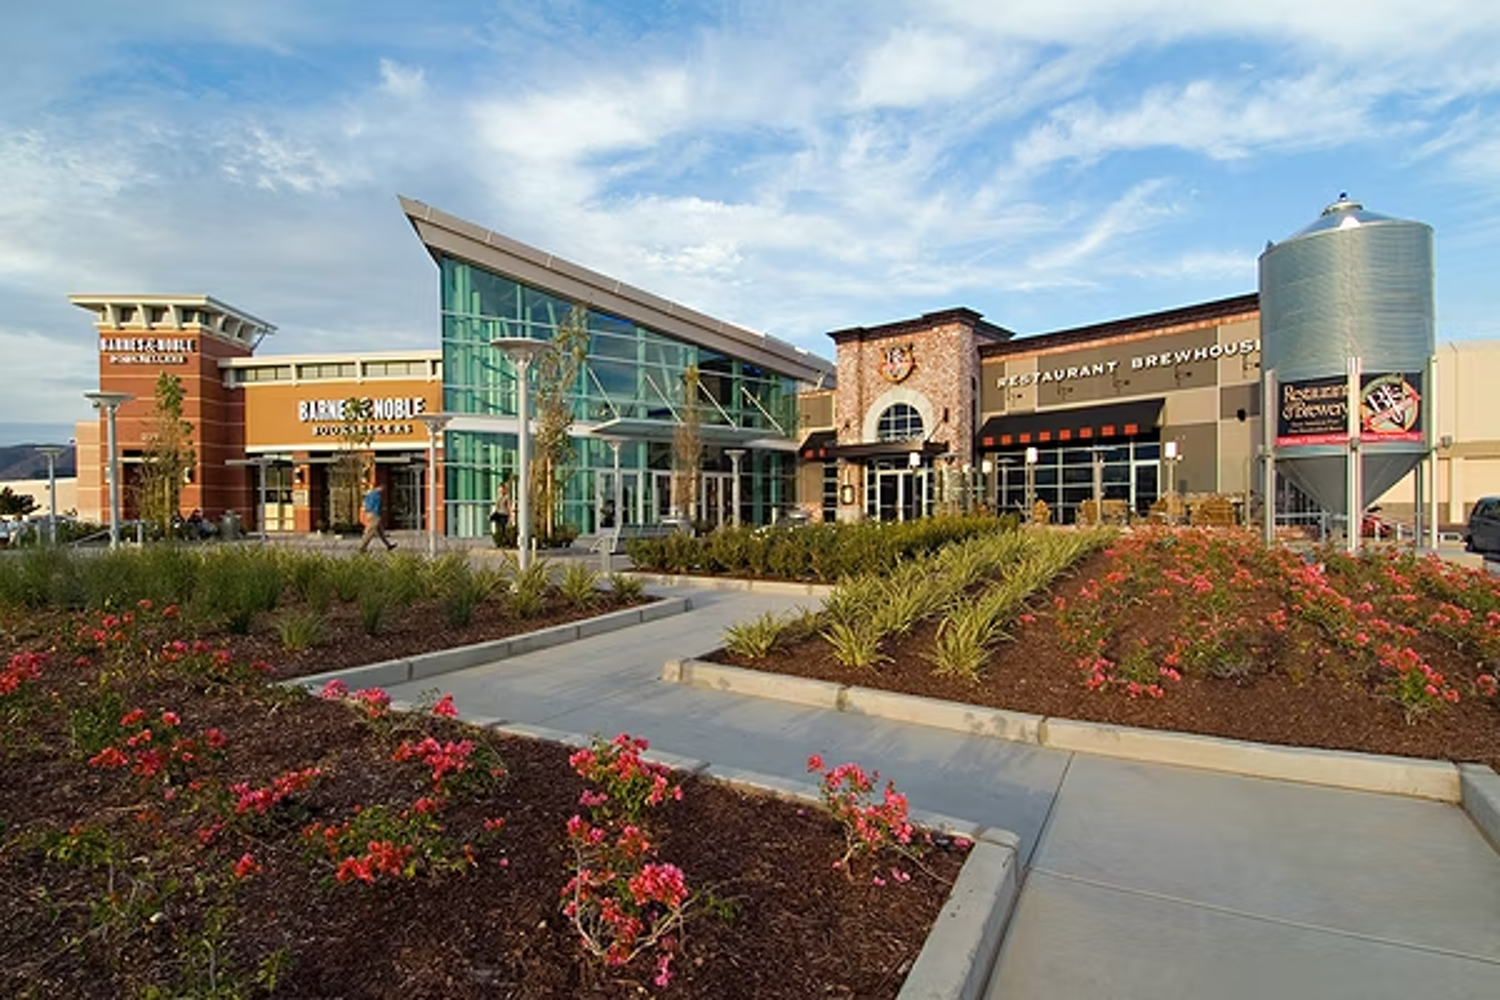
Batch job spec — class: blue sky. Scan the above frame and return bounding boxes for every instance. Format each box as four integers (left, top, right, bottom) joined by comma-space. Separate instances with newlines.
3, 0, 1498, 445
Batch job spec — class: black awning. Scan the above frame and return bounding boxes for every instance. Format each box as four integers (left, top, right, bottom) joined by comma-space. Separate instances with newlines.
977, 398, 1163, 449
827, 439, 949, 462
798, 430, 838, 461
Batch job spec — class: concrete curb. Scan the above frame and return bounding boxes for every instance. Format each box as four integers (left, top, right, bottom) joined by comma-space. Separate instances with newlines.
1459, 764, 1500, 852
897, 838, 1020, 1000
661, 658, 1464, 804
279, 597, 691, 692
625, 571, 834, 597
485, 720, 1019, 1000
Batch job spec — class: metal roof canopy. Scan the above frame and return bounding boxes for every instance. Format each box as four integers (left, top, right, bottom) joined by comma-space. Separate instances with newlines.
399, 196, 833, 387
585, 417, 799, 452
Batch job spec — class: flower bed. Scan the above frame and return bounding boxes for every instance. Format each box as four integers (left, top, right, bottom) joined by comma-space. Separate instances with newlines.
0, 547, 657, 681
710, 528, 1500, 769
0, 604, 966, 998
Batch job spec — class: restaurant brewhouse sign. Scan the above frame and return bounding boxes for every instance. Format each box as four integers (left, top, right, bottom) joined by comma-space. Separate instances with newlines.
995, 338, 1261, 389
1276, 372, 1423, 447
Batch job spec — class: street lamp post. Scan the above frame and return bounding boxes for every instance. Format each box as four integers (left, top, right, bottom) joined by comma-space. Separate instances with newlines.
38, 446, 67, 546
725, 448, 746, 527
907, 450, 922, 523
1164, 440, 1182, 525
417, 413, 452, 559
1024, 446, 1039, 519
491, 337, 553, 571
980, 459, 994, 513
83, 391, 132, 549
1091, 447, 1105, 524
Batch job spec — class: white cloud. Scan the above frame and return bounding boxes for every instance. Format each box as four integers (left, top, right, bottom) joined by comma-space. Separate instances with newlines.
1011, 73, 1391, 174
219, 124, 358, 194
378, 59, 426, 99
1025, 180, 1179, 271
474, 70, 694, 162
928, 0, 1500, 57
851, 28, 994, 109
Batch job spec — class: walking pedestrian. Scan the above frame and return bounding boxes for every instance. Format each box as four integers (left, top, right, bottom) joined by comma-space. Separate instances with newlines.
359, 483, 396, 553
489, 480, 513, 548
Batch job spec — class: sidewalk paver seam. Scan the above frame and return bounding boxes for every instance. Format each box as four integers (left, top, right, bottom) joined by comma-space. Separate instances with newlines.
1023, 867, 1500, 968
1017, 750, 1076, 870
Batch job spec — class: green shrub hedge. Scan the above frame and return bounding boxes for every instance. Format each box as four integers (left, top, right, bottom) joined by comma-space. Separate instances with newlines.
624, 514, 1020, 583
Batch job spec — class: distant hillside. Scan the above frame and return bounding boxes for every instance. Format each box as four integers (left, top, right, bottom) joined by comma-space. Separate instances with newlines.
0, 444, 77, 481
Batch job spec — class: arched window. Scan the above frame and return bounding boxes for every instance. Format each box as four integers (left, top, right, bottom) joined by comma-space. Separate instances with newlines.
876, 403, 924, 442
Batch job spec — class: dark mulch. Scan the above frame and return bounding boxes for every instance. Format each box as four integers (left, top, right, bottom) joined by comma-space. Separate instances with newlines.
226, 593, 658, 680
710, 550, 1500, 771
0, 618, 964, 999
3, 592, 656, 682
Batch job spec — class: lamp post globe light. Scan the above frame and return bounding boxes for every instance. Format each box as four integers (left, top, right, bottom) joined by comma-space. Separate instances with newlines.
416, 413, 452, 558
490, 337, 553, 571
83, 391, 133, 549
38, 446, 68, 546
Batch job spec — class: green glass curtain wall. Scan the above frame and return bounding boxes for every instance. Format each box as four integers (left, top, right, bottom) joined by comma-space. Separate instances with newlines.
439, 256, 802, 537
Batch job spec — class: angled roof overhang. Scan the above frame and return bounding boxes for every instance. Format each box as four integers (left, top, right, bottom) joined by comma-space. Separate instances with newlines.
399, 196, 834, 386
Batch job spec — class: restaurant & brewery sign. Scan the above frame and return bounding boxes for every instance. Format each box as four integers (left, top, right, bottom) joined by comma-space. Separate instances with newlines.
1276, 372, 1424, 447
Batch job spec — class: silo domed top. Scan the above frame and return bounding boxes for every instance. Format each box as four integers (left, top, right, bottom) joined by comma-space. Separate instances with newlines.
1284, 193, 1399, 240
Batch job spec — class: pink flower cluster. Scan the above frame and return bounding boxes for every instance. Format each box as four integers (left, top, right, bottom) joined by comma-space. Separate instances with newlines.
230, 766, 323, 815
568, 733, 682, 821
806, 754, 920, 876
335, 840, 414, 883
562, 734, 688, 988
392, 737, 477, 790
86, 707, 220, 785
0, 651, 46, 696
318, 680, 390, 717
232, 852, 262, 880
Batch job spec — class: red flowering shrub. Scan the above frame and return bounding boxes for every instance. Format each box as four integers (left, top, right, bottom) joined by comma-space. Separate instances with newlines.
562, 734, 688, 988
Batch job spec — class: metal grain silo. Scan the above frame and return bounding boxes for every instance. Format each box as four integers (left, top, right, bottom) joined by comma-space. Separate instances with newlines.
1259, 195, 1434, 516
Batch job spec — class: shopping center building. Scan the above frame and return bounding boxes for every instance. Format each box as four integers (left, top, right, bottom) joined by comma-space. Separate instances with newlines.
71, 201, 1500, 537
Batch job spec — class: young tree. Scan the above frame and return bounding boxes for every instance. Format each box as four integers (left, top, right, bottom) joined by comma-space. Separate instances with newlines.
330, 396, 374, 530
671, 364, 702, 521
0, 486, 38, 518
530, 305, 590, 540
136, 372, 195, 532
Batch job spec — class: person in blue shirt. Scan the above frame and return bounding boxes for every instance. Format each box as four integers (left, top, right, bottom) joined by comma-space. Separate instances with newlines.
358, 483, 396, 553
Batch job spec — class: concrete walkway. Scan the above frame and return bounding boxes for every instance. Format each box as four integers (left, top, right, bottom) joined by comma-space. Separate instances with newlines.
380, 584, 1500, 999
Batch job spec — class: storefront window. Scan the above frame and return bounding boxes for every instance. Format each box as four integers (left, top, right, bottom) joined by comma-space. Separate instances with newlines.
436, 256, 804, 536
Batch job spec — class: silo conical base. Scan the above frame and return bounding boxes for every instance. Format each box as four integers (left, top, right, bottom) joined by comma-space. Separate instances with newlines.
1278, 449, 1425, 518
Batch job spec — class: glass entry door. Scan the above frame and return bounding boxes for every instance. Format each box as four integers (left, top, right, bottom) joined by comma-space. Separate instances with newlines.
701, 472, 733, 529
652, 471, 675, 522
872, 466, 926, 522
258, 465, 295, 532
596, 470, 645, 529
1132, 462, 1160, 514
390, 466, 423, 530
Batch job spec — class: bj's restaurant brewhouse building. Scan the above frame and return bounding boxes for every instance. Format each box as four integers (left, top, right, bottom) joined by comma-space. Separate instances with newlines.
799, 294, 1268, 525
